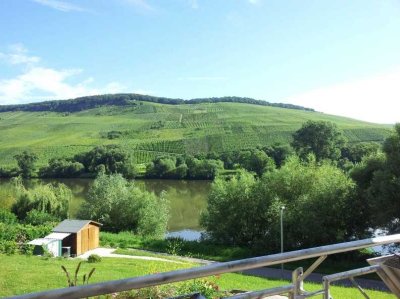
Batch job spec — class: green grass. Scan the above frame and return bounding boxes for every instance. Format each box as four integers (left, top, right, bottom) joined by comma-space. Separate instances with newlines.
100, 232, 384, 282
100, 231, 252, 262
0, 254, 395, 298
0, 101, 392, 168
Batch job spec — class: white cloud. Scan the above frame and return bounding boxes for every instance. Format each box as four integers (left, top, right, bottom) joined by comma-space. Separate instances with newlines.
0, 44, 127, 104
0, 67, 125, 104
32, 0, 85, 12
0, 44, 40, 65
287, 68, 400, 124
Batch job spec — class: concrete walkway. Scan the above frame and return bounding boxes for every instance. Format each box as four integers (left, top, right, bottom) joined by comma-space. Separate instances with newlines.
78, 248, 186, 264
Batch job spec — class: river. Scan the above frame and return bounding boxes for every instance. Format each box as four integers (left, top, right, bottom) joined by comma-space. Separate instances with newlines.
0, 178, 211, 239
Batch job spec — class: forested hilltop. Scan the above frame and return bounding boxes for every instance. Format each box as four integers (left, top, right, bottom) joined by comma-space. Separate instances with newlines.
0, 94, 314, 113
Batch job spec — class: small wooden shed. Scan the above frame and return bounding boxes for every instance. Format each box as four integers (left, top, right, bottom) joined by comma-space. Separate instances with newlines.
52, 220, 102, 256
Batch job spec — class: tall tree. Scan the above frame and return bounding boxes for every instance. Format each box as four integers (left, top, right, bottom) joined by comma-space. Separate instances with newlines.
292, 121, 346, 161
357, 124, 400, 230
201, 157, 362, 251
14, 151, 38, 178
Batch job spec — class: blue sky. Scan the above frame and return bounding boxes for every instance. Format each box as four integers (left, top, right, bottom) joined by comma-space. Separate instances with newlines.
1, 0, 400, 123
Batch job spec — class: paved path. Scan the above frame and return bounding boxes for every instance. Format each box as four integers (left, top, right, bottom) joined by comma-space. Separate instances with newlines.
78, 248, 186, 264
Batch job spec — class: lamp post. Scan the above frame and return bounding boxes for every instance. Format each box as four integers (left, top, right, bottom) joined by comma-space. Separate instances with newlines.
280, 205, 285, 278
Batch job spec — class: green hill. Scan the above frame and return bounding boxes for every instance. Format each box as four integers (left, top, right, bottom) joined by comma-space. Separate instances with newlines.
0, 96, 392, 168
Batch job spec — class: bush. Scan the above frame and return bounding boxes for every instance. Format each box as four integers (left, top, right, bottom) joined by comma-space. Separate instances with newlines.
0, 209, 17, 224
11, 180, 71, 220
200, 170, 281, 248
146, 156, 224, 179
201, 157, 361, 251
24, 210, 59, 225
79, 173, 169, 237
112, 278, 224, 299
0, 222, 53, 246
0, 240, 18, 255
177, 279, 223, 299
39, 158, 85, 178
74, 145, 136, 178
87, 254, 102, 263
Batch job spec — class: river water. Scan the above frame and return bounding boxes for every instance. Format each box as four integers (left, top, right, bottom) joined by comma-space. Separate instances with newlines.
0, 178, 211, 238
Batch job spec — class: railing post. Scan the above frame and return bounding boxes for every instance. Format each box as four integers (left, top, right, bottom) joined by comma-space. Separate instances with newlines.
323, 278, 331, 299
292, 267, 303, 299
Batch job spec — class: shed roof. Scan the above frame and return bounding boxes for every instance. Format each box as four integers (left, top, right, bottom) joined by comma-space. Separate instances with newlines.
52, 219, 101, 233
45, 232, 71, 240
28, 238, 58, 246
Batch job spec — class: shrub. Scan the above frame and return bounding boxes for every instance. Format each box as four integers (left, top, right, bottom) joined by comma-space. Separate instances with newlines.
200, 170, 281, 248
166, 238, 184, 255
177, 279, 223, 299
0, 209, 17, 224
39, 158, 85, 178
14, 151, 38, 178
0, 240, 18, 255
79, 173, 169, 237
0, 222, 53, 253
112, 278, 224, 299
24, 210, 59, 225
11, 181, 71, 220
74, 145, 136, 177
201, 157, 360, 251
87, 254, 102, 263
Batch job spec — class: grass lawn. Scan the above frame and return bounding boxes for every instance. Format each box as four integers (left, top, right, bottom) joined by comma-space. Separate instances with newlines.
0, 254, 395, 298
100, 232, 383, 281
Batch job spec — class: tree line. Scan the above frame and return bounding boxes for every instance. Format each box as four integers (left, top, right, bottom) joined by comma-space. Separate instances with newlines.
0, 121, 382, 181
0, 94, 314, 113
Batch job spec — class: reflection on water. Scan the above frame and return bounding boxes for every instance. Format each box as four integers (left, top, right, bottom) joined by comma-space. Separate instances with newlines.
166, 229, 203, 241
0, 178, 211, 233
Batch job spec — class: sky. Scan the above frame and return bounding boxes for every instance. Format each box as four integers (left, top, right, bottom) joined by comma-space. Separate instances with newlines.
0, 0, 400, 124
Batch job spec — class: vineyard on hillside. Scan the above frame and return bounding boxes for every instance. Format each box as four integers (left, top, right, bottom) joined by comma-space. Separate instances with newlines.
0, 101, 392, 167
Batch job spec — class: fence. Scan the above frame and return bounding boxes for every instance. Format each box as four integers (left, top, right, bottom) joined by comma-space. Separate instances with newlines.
11, 234, 400, 299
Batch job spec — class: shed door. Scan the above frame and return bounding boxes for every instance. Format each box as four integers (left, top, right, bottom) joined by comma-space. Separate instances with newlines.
81, 228, 89, 253
88, 226, 97, 250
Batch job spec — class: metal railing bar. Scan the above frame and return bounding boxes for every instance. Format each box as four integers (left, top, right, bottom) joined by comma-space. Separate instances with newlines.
368, 255, 400, 296
300, 289, 326, 297
322, 265, 381, 299
301, 255, 327, 281
322, 265, 380, 283
221, 284, 294, 299
349, 277, 370, 299
10, 234, 400, 299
